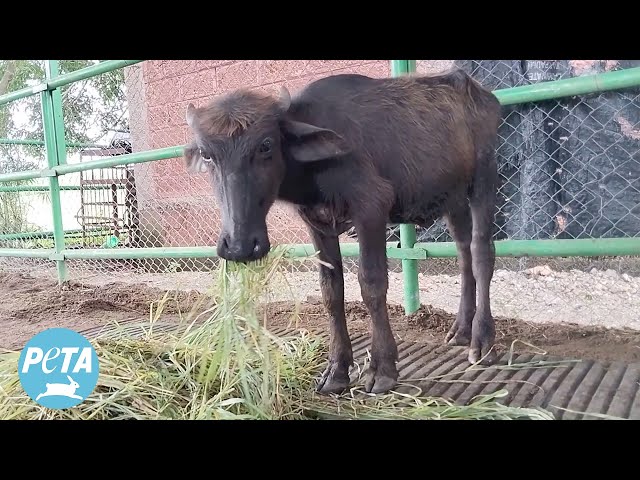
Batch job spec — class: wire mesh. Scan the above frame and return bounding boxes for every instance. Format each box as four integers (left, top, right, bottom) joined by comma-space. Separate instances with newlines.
408, 60, 640, 246
409, 60, 640, 330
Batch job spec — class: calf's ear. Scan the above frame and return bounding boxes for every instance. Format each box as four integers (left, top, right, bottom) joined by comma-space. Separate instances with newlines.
279, 119, 350, 163
186, 103, 199, 129
183, 141, 208, 174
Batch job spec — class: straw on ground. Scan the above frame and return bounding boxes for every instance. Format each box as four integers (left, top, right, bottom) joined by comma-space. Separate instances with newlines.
1, 246, 562, 420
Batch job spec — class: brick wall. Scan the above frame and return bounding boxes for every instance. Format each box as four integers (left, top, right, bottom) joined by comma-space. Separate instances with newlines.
123, 60, 454, 248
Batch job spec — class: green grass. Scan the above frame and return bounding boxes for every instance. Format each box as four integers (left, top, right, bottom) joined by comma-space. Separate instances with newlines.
0, 246, 561, 420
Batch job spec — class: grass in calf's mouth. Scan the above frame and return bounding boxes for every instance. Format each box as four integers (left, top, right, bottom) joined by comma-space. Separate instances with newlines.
0, 246, 560, 420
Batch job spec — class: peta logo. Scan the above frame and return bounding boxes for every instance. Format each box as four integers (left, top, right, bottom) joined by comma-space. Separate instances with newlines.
18, 328, 99, 410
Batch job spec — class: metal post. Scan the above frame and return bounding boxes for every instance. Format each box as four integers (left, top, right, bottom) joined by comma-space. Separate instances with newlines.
42, 60, 68, 283
390, 60, 420, 315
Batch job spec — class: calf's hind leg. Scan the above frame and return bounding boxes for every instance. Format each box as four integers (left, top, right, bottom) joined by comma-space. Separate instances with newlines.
468, 150, 499, 365
443, 205, 476, 347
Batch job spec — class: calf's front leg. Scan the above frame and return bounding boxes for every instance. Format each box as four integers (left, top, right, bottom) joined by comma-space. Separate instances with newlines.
308, 228, 353, 395
355, 218, 398, 394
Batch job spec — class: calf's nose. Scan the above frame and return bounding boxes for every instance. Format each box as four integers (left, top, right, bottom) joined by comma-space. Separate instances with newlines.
217, 233, 267, 262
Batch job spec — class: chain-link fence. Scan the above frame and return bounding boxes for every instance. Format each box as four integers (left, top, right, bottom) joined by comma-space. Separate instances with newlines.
405, 60, 640, 245
1, 60, 639, 330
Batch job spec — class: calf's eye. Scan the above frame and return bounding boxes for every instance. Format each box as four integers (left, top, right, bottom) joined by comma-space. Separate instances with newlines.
199, 148, 212, 163
259, 138, 272, 154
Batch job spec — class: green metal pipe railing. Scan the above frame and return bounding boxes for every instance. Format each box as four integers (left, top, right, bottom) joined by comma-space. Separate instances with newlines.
0, 228, 118, 241
0, 145, 184, 184
0, 243, 409, 261
0, 184, 125, 192
1, 65, 639, 187
0, 138, 108, 148
1, 59, 639, 290
0, 169, 50, 183
2, 238, 638, 263
494, 66, 640, 105
56, 146, 183, 176
47, 61, 143, 89
63, 244, 422, 260
0, 84, 49, 108
0, 60, 143, 107
416, 238, 640, 258
391, 60, 421, 315
41, 61, 68, 282
0, 248, 55, 259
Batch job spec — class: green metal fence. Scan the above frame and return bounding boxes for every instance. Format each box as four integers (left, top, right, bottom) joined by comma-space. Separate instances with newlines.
0, 59, 639, 320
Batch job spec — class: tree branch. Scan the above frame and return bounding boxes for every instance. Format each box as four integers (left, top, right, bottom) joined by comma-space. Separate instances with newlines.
0, 61, 18, 96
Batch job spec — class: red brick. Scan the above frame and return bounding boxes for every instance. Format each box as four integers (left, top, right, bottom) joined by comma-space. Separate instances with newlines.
257, 60, 387, 85
416, 60, 454, 74
164, 184, 189, 202
265, 203, 312, 244
166, 100, 193, 128
191, 173, 214, 194
166, 212, 188, 233
161, 204, 222, 246
163, 205, 219, 246
197, 211, 219, 228
147, 77, 182, 106
151, 157, 186, 179
147, 105, 170, 131
304, 60, 364, 74
330, 61, 390, 78
143, 61, 165, 83
181, 125, 193, 144
257, 60, 310, 84
282, 74, 326, 94
180, 69, 218, 100
163, 60, 199, 77
249, 82, 283, 95
161, 210, 182, 230
216, 61, 258, 90
250, 74, 325, 97
152, 177, 188, 200
194, 97, 214, 107
134, 60, 398, 249
149, 127, 183, 149
196, 60, 236, 70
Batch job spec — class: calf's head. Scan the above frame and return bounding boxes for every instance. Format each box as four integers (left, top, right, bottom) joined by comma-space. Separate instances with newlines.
183, 86, 349, 263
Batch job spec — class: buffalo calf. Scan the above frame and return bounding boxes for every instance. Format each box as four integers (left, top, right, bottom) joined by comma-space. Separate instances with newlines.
183, 68, 502, 395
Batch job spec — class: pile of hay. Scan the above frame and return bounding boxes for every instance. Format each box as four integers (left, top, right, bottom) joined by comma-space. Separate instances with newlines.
0, 247, 554, 420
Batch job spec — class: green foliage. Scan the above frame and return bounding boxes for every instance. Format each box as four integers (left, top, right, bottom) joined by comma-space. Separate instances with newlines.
0, 59, 128, 235
0, 59, 128, 169
0, 182, 45, 238
0, 190, 31, 235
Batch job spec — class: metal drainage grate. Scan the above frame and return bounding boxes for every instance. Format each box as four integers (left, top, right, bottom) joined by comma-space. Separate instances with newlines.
79, 322, 640, 420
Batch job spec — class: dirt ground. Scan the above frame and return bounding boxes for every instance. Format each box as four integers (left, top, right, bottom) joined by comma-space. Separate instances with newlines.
61, 262, 640, 331
2, 270, 639, 364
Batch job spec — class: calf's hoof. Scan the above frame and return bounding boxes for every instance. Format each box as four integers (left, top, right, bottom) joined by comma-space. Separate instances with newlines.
468, 333, 498, 366
467, 313, 497, 365
316, 360, 350, 395
364, 361, 398, 394
444, 321, 471, 347
468, 345, 497, 365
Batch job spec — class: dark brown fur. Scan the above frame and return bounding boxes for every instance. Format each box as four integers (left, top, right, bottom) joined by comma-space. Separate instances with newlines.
192, 89, 281, 137
183, 68, 502, 394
